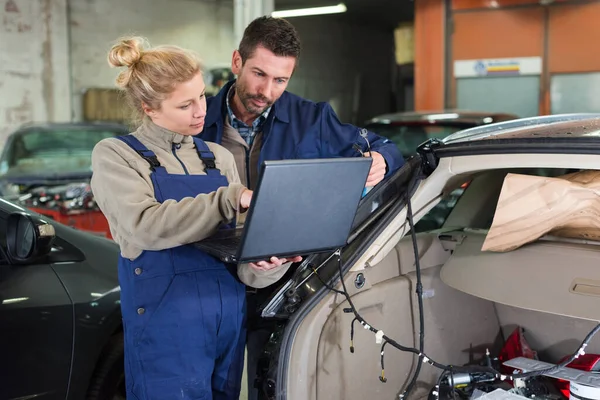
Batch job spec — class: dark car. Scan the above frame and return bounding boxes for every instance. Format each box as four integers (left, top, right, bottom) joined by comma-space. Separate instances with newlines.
0, 199, 123, 399
364, 110, 518, 156
0, 122, 130, 238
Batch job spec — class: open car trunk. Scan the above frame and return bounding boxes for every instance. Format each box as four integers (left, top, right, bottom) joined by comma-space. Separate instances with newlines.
273, 151, 600, 400
282, 227, 600, 400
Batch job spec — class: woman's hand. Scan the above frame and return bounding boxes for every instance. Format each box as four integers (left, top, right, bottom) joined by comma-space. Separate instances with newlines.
249, 256, 303, 271
240, 189, 253, 210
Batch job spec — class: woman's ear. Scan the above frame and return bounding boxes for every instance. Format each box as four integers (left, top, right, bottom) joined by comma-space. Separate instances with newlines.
142, 102, 155, 117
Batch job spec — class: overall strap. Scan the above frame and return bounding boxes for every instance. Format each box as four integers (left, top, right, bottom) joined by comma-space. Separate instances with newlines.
116, 135, 166, 174
192, 137, 222, 177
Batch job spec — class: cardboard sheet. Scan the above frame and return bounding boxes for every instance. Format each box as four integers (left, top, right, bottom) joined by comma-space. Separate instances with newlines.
482, 170, 600, 252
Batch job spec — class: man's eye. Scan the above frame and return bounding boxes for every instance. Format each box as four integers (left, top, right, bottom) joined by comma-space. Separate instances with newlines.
276, 79, 286, 84
255, 72, 264, 77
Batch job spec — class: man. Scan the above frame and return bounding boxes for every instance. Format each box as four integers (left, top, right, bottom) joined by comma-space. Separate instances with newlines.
201, 15, 405, 400
202, 16, 404, 190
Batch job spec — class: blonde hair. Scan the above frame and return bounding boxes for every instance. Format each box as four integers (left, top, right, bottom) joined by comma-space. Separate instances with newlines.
107, 36, 202, 123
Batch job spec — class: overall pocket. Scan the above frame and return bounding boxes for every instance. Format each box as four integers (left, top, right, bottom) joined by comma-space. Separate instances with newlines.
136, 272, 215, 383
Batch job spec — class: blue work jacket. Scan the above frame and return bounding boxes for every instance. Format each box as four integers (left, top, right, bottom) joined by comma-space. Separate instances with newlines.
202, 80, 405, 185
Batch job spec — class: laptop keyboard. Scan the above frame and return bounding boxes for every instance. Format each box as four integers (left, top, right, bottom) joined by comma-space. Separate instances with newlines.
201, 229, 243, 253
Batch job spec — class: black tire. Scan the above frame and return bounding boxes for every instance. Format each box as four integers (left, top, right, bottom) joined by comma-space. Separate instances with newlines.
86, 332, 126, 400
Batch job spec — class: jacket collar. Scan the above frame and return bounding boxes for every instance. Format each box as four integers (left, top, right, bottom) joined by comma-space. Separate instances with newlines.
205, 79, 290, 128
137, 118, 193, 150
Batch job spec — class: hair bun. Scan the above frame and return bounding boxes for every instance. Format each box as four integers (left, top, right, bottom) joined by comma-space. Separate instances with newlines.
108, 36, 146, 68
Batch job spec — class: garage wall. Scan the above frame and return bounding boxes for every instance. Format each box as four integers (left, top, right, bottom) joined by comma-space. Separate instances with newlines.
450, 5, 545, 117
414, 0, 445, 111
286, 16, 395, 125
0, 0, 394, 138
415, 0, 600, 114
69, 0, 235, 121
0, 0, 71, 142
451, 0, 600, 115
70, 4, 393, 125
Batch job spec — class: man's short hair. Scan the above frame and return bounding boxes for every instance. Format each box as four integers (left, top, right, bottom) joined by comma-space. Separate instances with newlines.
238, 16, 301, 64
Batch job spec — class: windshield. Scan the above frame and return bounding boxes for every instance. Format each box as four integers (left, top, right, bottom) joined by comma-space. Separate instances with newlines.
366, 123, 469, 156
0, 128, 120, 178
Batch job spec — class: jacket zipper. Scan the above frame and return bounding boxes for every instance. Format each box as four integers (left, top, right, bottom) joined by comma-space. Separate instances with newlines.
172, 143, 190, 175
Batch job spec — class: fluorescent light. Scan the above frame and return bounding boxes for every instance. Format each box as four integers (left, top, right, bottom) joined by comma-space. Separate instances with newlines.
427, 113, 459, 121
2, 297, 29, 304
272, 3, 347, 18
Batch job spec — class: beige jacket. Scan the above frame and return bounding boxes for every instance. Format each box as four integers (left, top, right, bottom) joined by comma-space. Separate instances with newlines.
90, 119, 291, 288
221, 118, 262, 190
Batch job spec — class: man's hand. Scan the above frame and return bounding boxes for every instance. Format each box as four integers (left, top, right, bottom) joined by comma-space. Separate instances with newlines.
240, 189, 253, 210
249, 256, 303, 271
365, 151, 386, 187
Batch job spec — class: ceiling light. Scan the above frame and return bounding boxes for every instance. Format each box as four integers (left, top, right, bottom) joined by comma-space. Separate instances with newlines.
272, 3, 347, 18
427, 113, 459, 120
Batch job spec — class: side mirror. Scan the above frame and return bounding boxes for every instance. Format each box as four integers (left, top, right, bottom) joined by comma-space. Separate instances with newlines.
6, 212, 55, 263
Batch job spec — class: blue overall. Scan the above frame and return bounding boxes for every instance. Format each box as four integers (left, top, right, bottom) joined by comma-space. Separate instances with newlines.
115, 135, 247, 400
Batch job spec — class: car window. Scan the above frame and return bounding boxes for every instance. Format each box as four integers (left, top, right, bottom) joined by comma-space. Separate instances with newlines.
413, 182, 470, 233
0, 129, 119, 177
418, 167, 582, 233
366, 124, 465, 156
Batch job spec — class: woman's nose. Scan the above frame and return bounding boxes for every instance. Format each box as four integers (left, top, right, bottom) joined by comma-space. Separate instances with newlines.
193, 102, 206, 118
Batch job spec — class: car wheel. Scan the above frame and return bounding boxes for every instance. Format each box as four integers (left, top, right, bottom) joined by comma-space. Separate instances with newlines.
86, 332, 126, 400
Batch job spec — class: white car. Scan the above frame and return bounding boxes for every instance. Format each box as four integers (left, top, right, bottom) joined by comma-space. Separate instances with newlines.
252, 113, 600, 400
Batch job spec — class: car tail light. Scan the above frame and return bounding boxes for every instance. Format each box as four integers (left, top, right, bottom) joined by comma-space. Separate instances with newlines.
498, 327, 538, 376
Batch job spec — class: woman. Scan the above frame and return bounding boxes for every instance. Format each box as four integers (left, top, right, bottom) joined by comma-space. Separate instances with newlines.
91, 36, 301, 400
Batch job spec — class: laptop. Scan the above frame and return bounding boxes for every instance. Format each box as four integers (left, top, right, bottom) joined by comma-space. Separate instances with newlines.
194, 157, 372, 264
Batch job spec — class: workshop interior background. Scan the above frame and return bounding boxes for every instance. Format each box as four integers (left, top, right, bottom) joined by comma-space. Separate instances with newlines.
4, 1, 600, 400
0, 0, 415, 143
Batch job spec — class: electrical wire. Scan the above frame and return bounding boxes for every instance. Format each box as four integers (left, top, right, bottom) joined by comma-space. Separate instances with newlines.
380, 341, 389, 383
400, 196, 425, 398
350, 317, 358, 353
311, 264, 345, 296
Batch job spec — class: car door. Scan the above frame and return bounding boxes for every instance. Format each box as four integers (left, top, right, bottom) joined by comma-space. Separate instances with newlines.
0, 214, 73, 400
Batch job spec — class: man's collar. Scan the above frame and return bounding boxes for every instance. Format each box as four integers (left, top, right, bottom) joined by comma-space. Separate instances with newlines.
205, 80, 235, 128
225, 84, 238, 126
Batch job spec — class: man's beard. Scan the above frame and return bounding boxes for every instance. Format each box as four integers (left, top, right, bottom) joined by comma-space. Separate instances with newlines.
237, 84, 273, 116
